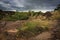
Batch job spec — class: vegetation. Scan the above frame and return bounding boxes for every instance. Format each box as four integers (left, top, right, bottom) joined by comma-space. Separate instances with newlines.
16, 19, 51, 38
0, 4, 60, 40
5, 12, 29, 21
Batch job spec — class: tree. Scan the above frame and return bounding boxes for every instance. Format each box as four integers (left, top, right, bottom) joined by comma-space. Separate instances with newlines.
54, 4, 60, 11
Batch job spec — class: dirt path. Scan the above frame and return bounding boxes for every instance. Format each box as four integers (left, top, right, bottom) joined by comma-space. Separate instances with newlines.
33, 31, 51, 40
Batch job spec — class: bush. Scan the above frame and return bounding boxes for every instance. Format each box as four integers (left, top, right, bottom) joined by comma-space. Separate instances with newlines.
52, 10, 60, 20
0, 15, 3, 20
5, 12, 29, 21
14, 12, 29, 20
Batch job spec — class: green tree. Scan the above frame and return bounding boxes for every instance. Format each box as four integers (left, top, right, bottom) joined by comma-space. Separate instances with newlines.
54, 4, 60, 11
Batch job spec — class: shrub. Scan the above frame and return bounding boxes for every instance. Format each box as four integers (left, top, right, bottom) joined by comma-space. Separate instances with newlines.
5, 12, 29, 21
52, 11, 60, 20
14, 12, 29, 20
0, 15, 3, 20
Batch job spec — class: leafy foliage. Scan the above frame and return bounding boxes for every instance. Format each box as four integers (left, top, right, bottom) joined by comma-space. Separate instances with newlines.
5, 12, 29, 21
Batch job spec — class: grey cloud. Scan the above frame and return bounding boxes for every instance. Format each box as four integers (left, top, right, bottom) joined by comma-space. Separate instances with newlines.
0, 0, 60, 11
24, 0, 60, 9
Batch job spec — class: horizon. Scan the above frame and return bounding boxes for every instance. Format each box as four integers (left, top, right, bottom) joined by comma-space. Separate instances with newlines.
2, 9, 53, 13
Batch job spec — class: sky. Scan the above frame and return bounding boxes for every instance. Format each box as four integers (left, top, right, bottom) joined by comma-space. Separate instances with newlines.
0, 0, 60, 12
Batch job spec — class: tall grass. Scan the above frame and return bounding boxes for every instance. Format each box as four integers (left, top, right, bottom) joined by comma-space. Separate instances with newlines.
17, 19, 50, 38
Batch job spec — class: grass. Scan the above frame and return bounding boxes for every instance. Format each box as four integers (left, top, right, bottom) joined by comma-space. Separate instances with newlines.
17, 19, 50, 38
51, 10, 60, 20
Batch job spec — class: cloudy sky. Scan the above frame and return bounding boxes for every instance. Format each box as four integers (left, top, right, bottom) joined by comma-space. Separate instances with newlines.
0, 0, 60, 12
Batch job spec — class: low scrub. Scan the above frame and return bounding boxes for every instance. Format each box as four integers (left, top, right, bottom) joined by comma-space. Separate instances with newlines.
17, 20, 49, 38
